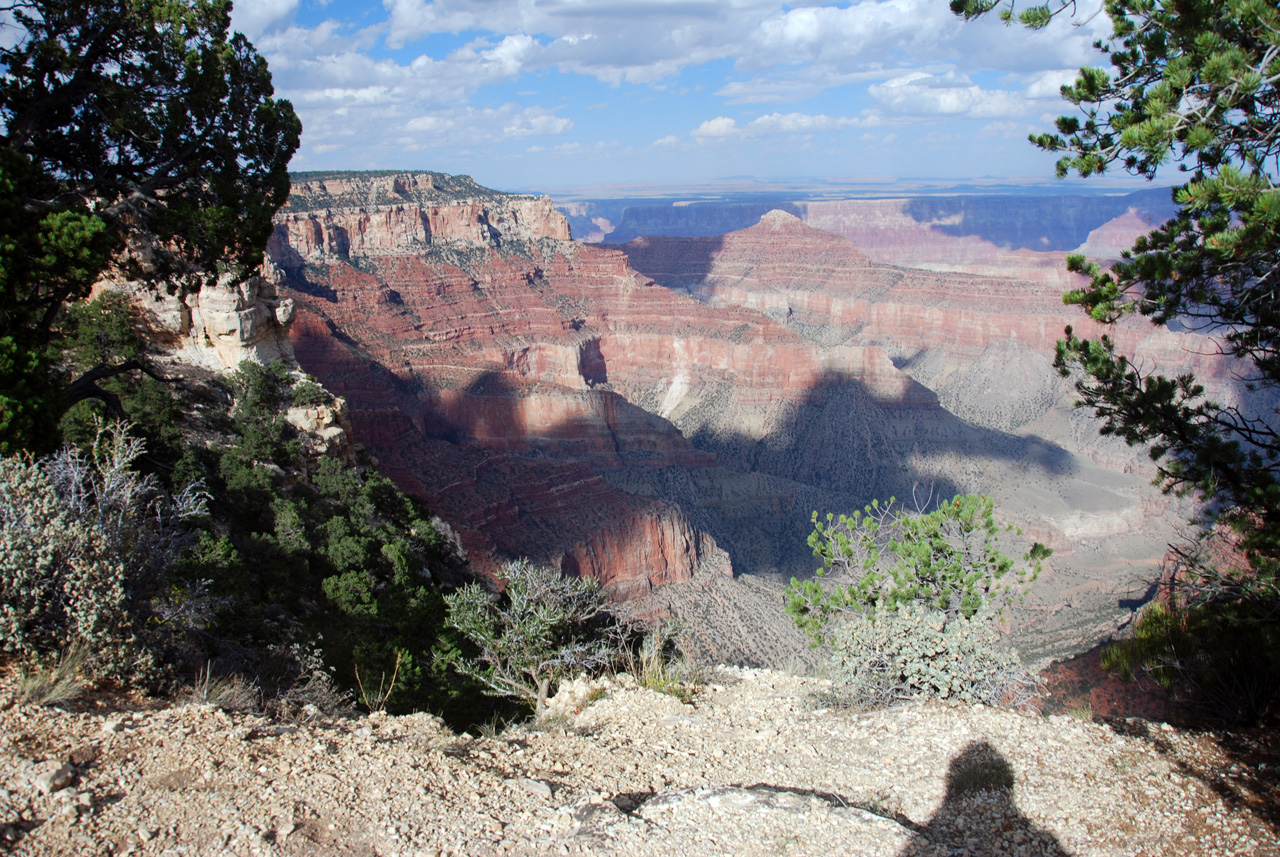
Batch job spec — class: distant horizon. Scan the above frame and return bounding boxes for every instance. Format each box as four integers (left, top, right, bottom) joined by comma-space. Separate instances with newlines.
286, 166, 1177, 203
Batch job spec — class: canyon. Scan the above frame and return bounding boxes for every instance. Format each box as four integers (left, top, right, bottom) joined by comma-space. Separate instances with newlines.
266, 172, 1229, 667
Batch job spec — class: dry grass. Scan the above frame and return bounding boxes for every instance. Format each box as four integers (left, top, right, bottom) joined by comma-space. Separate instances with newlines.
627, 618, 706, 704
354, 649, 404, 713
184, 664, 260, 712
1067, 701, 1095, 722
16, 646, 88, 707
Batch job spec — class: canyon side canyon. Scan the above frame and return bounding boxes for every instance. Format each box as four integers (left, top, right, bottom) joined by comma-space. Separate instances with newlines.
263, 172, 1242, 667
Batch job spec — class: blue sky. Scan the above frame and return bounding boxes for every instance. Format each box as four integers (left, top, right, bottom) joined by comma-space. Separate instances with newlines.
232, 1, 1127, 194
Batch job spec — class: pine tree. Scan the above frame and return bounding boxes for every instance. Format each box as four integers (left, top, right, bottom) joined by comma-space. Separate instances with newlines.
0, 0, 301, 452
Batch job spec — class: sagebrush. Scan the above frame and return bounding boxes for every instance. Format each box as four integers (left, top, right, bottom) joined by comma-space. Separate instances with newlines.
0, 422, 205, 685
444, 558, 621, 714
824, 603, 1037, 711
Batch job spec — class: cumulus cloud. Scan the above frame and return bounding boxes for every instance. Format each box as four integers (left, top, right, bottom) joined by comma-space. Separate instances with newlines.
869, 71, 1030, 117
692, 117, 742, 140
230, 0, 300, 40
448, 34, 539, 77
246, 0, 1117, 180
383, 0, 526, 48
747, 112, 862, 133
502, 109, 573, 139
693, 111, 869, 142
1021, 68, 1082, 99
402, 105, 572, 141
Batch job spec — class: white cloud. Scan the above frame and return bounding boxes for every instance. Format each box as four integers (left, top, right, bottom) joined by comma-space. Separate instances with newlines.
692, 117, 742, 140
383, 0, 525, 48
869, 71, 1030, 117
502, 109, 573, 138
716, 67, 901, 105
401, 105, 572, 141
230, 0, 300, 40
1021, 68, 1081, 99
747, 112, 861, 133
249, 0, 1119, 181
449, 34, 539, 77
693, 111, 868, 141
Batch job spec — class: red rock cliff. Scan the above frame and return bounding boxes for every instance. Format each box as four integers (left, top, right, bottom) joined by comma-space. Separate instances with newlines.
272, 177, 1215, 634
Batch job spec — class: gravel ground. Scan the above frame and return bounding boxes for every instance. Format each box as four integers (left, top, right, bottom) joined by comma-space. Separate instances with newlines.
1, 668, 1275, 856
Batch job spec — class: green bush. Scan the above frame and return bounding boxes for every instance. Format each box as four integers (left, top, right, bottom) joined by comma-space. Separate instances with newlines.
1103, 595, 1280, 726
444, 558, 621, 714
226, 360, 300, 465
0, 336, 61, 456
787, 494, 1045, 711
291, 377, 330, 408
825, 603, 1035, 711
57, 294, 184, 468
787, 493, 1048, 642
129, 359, 497, 720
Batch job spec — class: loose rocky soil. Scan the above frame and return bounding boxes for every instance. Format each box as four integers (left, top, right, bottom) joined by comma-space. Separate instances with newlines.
2, 669, 1276, 857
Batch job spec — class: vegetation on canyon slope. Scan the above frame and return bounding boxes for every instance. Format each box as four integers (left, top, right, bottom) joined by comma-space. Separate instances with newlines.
957, 0, 1280, 723
2, 302, 500, 723
788, 493, 1049, 636
0, 1, 501, 724
444, 558, 621, 715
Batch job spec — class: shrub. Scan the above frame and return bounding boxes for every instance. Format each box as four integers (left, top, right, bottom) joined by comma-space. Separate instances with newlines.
787, 493, 1049, 643
824, 603, 1037, 711
0, 335, 61, 456
629, 617, 704, 703
227, 360, 299, 465
1099, 530, 1280, 726
0, 422, 205, 685
444, 558, 620, 714
1103, 597, 1280, 726
291, 377, 330, 408
58, 294, 184, 468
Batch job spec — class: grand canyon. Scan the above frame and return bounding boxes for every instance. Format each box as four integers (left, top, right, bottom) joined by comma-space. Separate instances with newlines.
262, 171, 1231, 668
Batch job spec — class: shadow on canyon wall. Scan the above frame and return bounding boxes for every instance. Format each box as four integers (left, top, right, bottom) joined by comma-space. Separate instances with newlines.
902, 187, 1178, 252
286, 273, 1080, 586
615, 232, 728, 294
670, 369, 1075, 578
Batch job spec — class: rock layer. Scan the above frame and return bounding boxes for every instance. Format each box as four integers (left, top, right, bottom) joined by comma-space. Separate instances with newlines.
272, 173, 1229, 664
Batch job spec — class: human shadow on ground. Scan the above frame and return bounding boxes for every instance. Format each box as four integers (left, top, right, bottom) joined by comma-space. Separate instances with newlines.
899, 741, 1069, 857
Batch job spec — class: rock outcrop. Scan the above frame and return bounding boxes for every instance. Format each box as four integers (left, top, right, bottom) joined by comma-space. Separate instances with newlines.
272, 172, 568, 262
105, 269, 356, 465
116, 270, 299, 372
